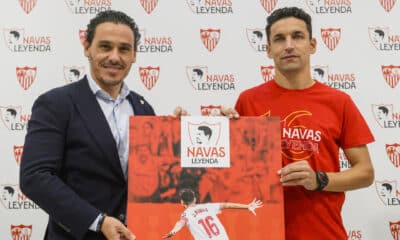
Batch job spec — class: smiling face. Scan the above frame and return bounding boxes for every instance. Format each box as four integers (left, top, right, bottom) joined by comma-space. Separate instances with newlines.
84, 22, 136, 98
267, 17, 316, 75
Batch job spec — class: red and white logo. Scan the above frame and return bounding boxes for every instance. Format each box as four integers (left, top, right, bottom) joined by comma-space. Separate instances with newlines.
186, 66, 208, 89
186, 65, 236, 91
246, 28, 267, 52
3, 28, 52, 52
321, 28, 341, 51
140, 0, 159, 14
375, 180, 400, 205
261, 65, 275, 82
379, 0, 397, 12
64, 66, 85, 83
200, 105, 221, 116
16, 66, 37, 90
382, 65, 400, 89
188, 121, 221, 146
14, 145, 24, 166
11, 224, 32, 240
200, 29, 221, 52
390, 221, 400, 240
186, 0, 233, 14
19, 0, 37, 14
305, 0, 353, 14
260, 0, 278, 13
139, 66, 160, 90
65, 0, 112, 14
137, 29, 173, 53
386, 143, 400, 168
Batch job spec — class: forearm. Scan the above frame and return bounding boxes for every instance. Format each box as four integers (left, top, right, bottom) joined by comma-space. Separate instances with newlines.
323, 164, 374, 192
220, 202, 249, 209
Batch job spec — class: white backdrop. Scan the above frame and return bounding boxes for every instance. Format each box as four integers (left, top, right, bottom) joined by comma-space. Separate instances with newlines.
0, 0, 399, 239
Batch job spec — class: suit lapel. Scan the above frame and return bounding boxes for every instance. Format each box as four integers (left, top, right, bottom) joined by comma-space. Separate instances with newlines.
68, 77, 125, 180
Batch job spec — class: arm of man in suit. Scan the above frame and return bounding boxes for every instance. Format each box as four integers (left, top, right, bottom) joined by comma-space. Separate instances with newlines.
19, 91, 102, 239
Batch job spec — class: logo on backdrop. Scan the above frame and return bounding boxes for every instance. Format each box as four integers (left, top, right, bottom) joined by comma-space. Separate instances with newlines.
386, 143, 400, 168
311, 65, 356, 90
321, 28, 341, 51
375, 180, 400, 206
1, 185, 39, 210
137, 29, 173, 53
260, 0, 278, 13
140, 0, 159, 14
261, 65, 275, 82
390, 221, 400, 240
18, 0, 37, 14
181, 117, 230, 168
139, 66, 160, 90
347, 229, 363, 240
381, 65, 400, 89
11, 224, 32, 240
16, 66, 37, 90
369, 27, 400, 51
65, 0, 112, 14
187, 0, 233, 14
379, 0, 397, 12
14, 145, 24, 166
79, 29, 86, 46
305, 0, 352, 14
186, 66, 236, 91
200, 29, 221, 52
0, 106, 30, 131
372, 104, 400, 128
339, 148, 351, 170
3, 28, 52, 52
200, 105, 221, 116
246, 28, 267, 52
64, 66, 85, 83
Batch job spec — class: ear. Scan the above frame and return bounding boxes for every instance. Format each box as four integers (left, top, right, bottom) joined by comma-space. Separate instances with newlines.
310, 38, 317, 54
266, 44, 272, 59
83, 41, 90, 57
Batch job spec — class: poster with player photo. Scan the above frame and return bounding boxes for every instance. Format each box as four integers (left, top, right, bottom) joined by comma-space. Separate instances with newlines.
127, 116, 284, 240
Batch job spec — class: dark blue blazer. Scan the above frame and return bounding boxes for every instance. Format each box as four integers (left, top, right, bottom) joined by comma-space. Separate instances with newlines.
20, 77, 155, 240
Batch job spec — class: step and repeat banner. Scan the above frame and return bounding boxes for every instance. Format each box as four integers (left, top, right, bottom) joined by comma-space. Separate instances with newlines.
0, 0, 399, 239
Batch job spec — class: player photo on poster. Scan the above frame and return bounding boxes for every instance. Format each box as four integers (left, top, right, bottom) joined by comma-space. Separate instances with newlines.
127, 116, 284, 240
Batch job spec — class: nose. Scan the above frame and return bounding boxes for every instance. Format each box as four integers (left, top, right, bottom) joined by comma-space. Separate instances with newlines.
285, 38, 295, 50
108, 48, 120, 62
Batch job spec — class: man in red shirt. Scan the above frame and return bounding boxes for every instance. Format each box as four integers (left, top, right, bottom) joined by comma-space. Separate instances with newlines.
222, 6, 374, 240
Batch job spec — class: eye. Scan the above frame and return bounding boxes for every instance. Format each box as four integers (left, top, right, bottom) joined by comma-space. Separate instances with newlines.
99, 44, 111, 50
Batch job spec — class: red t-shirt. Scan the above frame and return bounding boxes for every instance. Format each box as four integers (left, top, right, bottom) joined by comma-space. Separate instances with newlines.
235, 80, 374, 240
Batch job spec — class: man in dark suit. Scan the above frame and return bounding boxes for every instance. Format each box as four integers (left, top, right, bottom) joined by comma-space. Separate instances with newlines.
20, 10, 186, 240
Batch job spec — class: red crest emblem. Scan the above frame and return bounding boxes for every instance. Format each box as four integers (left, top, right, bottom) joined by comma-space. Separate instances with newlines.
200, 105, 221, 116
390, 221, 400, 240
140, 0, 159, 14
260, 0, 278, 13
11, 224, 32, 240
139, 66, 160, 90
200, 29, 221, 52
261, 65, 275, 82
19, 0, 37, 14
321, 28, 341, 51
186, 66, 208, 89
14, 145, 24, 166
382, 65, 400, 89
386, 143, 400, 168
16, 66, 37, 90
380, 0, 397, 12
188, 121, 221, 146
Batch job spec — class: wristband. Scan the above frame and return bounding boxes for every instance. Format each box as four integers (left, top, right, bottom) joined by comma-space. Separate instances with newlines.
96, 213, 107, 232
315, 171, 329, 191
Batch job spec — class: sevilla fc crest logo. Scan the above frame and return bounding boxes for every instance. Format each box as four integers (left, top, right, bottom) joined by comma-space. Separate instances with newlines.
390, 221, 400, 240
140, 0, 159, 14
19, 0, 37, 14
260, 0, 277, 13
188, 121, 221, 146
386, 143, 400, 168
14, 145, 24, 166
16, 66, 37, 90
261, 65, 275, 82
382, 65, 400, 89
321, 28, 341, 51
379, 0, 397, 12
200, 105, 221, 116
200, 29, 221, 52
139, 66, 160, 90
11, 224, 32, 240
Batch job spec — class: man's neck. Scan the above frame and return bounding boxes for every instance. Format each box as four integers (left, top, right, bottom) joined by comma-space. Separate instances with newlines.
274, 71, 315, 90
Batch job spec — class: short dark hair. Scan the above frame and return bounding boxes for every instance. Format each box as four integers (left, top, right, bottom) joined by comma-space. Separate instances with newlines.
265, 7, 312, 44
378, 106, 389, 115
382, 183, 392, 192
314, 68, 324, 77
253, 30, 263, 39
86, 10, 141, 51
374, 29, 385, 38
9, 31, 20, 39
6, 108, 17, 116
179, 188, 196, 205
193, 69, 204, 77
70, 69, 80, 77
198, 125, 212, 139
4, 186, 15, 196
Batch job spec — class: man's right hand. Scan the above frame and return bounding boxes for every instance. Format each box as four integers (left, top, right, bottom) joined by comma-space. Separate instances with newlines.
101, 216, 136, 240
220, 106, 239, 119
